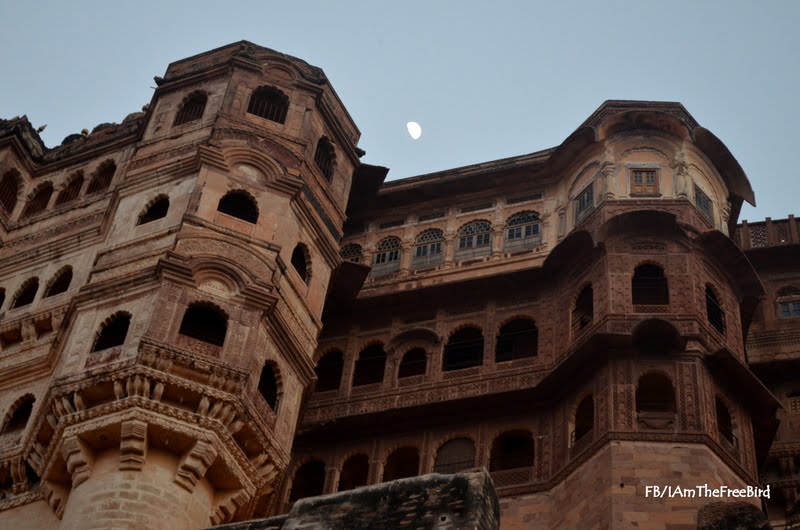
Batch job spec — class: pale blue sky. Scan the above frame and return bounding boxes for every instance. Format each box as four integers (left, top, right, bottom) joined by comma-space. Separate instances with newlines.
1, 1, 798, 221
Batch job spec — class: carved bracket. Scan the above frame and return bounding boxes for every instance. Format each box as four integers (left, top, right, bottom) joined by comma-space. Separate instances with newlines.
175, 440, 217, 492
119, 419, 148, 471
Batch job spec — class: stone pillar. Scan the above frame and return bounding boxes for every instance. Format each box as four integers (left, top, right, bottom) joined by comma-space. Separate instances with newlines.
59, 449, 215, 530
442, 234, 456, 269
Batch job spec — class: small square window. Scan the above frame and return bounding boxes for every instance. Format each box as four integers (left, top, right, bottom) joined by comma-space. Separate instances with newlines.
631, 169, 658, 196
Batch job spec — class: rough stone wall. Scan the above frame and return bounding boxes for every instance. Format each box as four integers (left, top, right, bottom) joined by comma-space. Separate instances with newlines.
210, 470, 500, 530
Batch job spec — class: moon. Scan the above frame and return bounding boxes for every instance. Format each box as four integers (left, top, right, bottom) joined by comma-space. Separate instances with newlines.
406, 121, 422, 140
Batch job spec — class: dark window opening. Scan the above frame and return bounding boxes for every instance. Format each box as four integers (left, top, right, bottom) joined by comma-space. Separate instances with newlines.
258, 363, 280, 411
490, 430, 534, 471
443, 327, 484, 371
340, 244, 362, 263
291, 245, 310, 283
706, 286, 726, 334
0, 170, 20, 214
314, 137, 336, 182
572, 285, 593, 335
179, 303, 228, 347
383, 447, 419, 482
86, 161, 116, 195
338, 454, 369, 492
636, 373, 676, 412
434, 438, 475, 474
93, 313, 131, 352
352, 344, 386, 387
174, 92, 207, 126
55, 173, 84, 206
0, 289, 5, 309
632, 265, 669, 305
289, 460, 325, 503
573, 395, 594, 444
138, 196, 170, 225
1, 396, 34, 434
314, 351, 344, 392
21, 183, 53, 219
398, 348, 427, 378
715, 397, 736, 446
495, 319, 538, 362
12, 278, 39, 308
45, 268, 72, 298
217, 190, 259, 223
247, 86, 289, 124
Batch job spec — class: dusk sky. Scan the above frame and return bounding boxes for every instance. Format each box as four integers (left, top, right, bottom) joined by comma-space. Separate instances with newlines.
1, 1, 797, 221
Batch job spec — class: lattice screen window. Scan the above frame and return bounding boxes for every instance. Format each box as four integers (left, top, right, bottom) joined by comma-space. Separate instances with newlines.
374, 237, 401, 265
506, 212, 540, 241
414, 229, 443, 257
340, 243, 363, 263
458, 221, 492, 249
575, 183, 594, 221
749, 224, 768, 248
790, 396, 800, 413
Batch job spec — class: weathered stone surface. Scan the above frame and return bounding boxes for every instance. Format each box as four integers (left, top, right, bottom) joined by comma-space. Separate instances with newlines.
209, 470, 499, 530
696, 501, 771, 530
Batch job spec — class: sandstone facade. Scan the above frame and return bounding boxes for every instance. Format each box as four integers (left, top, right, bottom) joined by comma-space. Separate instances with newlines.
0, 41, 796, 529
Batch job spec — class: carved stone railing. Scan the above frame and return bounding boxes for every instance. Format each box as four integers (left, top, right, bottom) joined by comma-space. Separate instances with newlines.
735, 216, 800, 250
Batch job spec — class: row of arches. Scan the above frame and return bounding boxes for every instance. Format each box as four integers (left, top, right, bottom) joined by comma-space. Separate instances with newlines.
313, 318, 539, 392
569, 373, 737, 448
90, 305, 281, 411
0, 161, 117, 221
0, 266, 73, 313
288, 430, 535, 502
341, 212, 542, 272
172, 87, 337, 182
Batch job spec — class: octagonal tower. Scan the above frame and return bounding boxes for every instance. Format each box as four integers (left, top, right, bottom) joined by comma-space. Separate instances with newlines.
0, 42, 383, 529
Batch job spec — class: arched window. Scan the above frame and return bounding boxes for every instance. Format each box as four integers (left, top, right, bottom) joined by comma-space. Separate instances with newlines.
398, 348, 427, 378
86, 160, 116, 195
291, 244, 310, 283
314, 351, 344, 392
179, 302, 227, 346
495, 318, 538, 362
383, 447, 419, 482
572, 395, 594, 445
412, 229, 443, 268
288, 460, 325, 503
1, 395, 35, 434
314, 137, 336, 182
504, 212, 541, 252
340, 244, 363, 264
632, 264, 669, 305
247, 86, 289, 124
338, 454, 369, 492
443, 327, 484, 372
44, 267, 72, 298
636, 373, 676, 413
352, 344, 386, 387
572, 285, 593, 335
258, 363, 280, 411
11, 278, 39, 309
92, 312, 131, 352
0, 169, 20, 214
456, 220, 492, 260
706, 286, 726, 334
490, 430, 534, 472
137, 196, 170, 225
174, 92, 207, 126
20, 183, 53, 219
372, 237, 401, 276
217, 190, 259, 224
55, 172, 83, 206
715, 397, 736, 447
434, 438, 475, 474
777, 286, 800, 320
